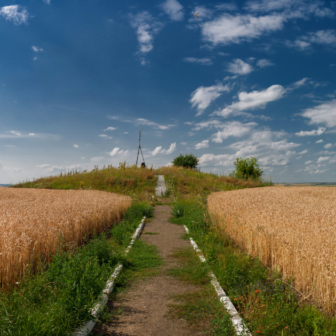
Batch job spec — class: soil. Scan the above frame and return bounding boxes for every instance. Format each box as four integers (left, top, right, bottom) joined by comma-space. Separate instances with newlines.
92, 204, 203, 336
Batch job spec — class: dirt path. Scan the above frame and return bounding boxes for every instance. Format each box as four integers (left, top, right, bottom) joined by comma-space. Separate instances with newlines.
92, 204, 203, 336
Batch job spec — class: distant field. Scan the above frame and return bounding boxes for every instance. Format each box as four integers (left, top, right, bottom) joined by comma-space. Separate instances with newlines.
276, 182, 336, 187
208, 186, 336, 313
0, 188, 131, 288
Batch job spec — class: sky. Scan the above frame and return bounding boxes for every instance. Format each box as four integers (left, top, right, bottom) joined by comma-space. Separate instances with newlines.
1, 0, 336, 184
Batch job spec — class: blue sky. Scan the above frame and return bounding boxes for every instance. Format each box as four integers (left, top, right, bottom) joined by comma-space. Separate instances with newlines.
1, 0, 336, 184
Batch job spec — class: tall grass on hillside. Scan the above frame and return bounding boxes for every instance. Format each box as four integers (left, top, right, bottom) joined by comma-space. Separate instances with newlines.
14, 163, 157, 200
157, 166, 272, 197
0, 188, 130, 289
208, 186, 336, 313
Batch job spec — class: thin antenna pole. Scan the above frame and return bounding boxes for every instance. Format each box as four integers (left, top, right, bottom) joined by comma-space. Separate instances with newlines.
136, 121, 146, 167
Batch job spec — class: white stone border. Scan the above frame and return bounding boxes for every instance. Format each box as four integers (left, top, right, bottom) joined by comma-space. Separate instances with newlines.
72, 216, 146, 336
184, 225, 251, 336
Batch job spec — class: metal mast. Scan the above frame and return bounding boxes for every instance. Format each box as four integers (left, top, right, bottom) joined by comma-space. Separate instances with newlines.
136, 123, 146, 167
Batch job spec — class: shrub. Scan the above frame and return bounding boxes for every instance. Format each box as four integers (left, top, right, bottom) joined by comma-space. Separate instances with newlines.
230, 157, 263, 181
172, 153, 199, 169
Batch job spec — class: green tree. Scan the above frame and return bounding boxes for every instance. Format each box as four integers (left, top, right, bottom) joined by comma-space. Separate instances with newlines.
173, 153, 199, 169
230, 157, 263, 180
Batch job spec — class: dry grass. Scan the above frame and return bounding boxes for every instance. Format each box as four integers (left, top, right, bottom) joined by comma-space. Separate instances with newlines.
0, 187, 131, 288
208, 186, 336, 313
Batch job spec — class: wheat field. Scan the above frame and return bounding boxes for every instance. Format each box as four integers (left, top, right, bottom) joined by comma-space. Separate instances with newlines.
0, 187, 131, 288
208, 186, 336, 313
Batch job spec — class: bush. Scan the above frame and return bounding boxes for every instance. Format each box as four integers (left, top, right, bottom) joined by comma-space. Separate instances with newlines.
230, 157, 263, 181
172, 153, 199, 169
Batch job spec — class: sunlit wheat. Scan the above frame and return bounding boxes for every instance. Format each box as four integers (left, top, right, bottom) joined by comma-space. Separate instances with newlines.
0, 188, 131, 288
208, 186, 336, 313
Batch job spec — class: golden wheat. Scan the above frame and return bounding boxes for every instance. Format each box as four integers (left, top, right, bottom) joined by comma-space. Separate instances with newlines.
208, 186, 336, 313
0, 188, 131, 288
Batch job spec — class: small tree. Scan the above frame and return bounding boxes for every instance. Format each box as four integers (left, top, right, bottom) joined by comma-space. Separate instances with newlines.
173, 153, 199, 169
230, 157, 263, 180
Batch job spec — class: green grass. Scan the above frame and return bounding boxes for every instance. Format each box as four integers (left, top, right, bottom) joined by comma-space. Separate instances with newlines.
170, 199, 336, 336
13, 165, 157, 200
166, 247, 236, 335
0, 203, 161, 336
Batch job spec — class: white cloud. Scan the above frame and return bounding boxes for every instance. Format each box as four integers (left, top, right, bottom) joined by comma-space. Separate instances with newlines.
10, 131, 21, 136
298, 149, 308, 154
43, 0, 51, 4
29, 133, 35, 136
81, 157, 85, 159
32, 46, 43, 52
287, 30, 336, 50
199, 130, 300, 168
152, 142, 176, 155
0, 5, 29, 25
74, 144, 79, 148
244, 0, 334, 18
108, 116, 175, 130
99, 134, 113, 139
316, 139, 324, 143
213, 84, 286, 117
4, 166, 20, 172
190, 83, 231, 115
324, 143, 333, 148
180, 142, 187, 145
301, 100, 336, 127
317, 156, 330, 163
129, 12, 162, 64
256, 59, 274, 67
216, 3, 238, 11
124, 132, 129, 134
161, 0, 184, 21
152, 146, 162, 156
184, 57, 213, 65
295, 127, 326, 136
296, 156, 302, 159
195, 140, 209, 149
305, 160, 313, 164
104, 127, 117, 131
36, 164, 50, 168
201, 14, 285, 46
212, 121, 257, 143
227, 59, 253, 75
110, 148, 129, 156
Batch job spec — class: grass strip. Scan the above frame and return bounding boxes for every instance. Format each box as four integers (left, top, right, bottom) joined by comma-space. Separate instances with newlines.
170, 199, 336, 336
0, 203, 159, 336
166, 247, 236, 335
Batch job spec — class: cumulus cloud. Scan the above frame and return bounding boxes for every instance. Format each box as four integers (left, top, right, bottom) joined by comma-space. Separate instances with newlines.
152, 142, 176, 155
199, 130, 300, 168
74, 144, 79, 148
195, 140, 209, 149
298, 149, 308, 154
295, 127, 326, 136
317, 156, 330, 163
190, 83, 231, 116
305, 160, 313, 164
129, 12, 163, 64
201, 13, 284, 46
301, 100, 336, 127
0, 5, 30, 25
211, 121, 257, 143
257, 59, 274, 67
316, 139, 324, 143
184, 57, 213, 65
227, 59, 253, 75
104, 127, 117, 131
109, 148, 129, 156
161, 0, 184, 21
32, 46, 43, 52
213, 84, 286, 118
324, 143, 333, 149
287, 30, 336, 50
